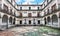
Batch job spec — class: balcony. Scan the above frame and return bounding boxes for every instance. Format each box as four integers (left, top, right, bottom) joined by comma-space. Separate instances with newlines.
0, 7, 9, 14
0, 7, 16, 17
43, 8, 60, 17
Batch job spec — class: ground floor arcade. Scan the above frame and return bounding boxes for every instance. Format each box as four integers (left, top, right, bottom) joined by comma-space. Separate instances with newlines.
43, 11, 60, 28
17, 18, 42, 26
0, 12, 16, 30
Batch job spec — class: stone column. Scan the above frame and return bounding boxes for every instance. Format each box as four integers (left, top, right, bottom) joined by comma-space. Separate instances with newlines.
7, 17, 9, 29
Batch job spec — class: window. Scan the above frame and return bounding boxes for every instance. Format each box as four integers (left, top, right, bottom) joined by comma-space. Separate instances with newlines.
20, 7, 22, 10
51, 4, 56, 11
38, 7, 39, 10
20, 13, 22, 17
29, 7, 31, 10
44, 4, 45, 6
29, 20, 31, 24
47, 9, 49, 14
38, 20, 40, 24
14, 12, 16, 16
37, 13, 40, 17
28, 13, 32, 17
20, 20, 22, 24
4, 4, 8, 11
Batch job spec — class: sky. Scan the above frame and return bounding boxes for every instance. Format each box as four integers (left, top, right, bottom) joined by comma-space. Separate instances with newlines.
15, 0, 44, 5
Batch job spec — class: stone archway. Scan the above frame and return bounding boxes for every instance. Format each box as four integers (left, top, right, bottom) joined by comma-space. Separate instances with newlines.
2, 15, 8, 23
9, 17, 12, 24
47, 16, 51, 25
52, 14, 58, 26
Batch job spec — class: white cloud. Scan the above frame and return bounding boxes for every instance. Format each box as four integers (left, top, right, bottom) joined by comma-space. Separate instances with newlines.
22, 2, 37, 5
15, 0, 44, 5
22, 0, 35, 4
15, 0, 21, 2
24, 0, 35, 2
39, 2, 43, 5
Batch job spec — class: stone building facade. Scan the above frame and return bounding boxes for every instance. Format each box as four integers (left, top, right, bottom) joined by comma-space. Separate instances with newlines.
0, 0, 60, 30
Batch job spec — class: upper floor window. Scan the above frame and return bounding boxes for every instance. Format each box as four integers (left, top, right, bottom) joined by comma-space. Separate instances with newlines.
4, 4, 8, 11
20, 13, 22, 17
20, 7, 22, 10
47, 9, 49, 13
51, 4, 56, 11
29, 7, 31, 10
37, 12, 40, 17
38, 7, 39, 10
44, 4, 45, 7
28, 13, 32, 17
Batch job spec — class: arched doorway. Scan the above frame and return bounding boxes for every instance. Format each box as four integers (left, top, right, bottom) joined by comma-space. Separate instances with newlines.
2, 15, 8, 23
38, 20, 40, 24
29, 20, 31, 24
9, 17, 12, 24
2, 15, 8, 29
20, 20, 22, 24
52, 14, 58, 26
44, 18, 47, 25
47, 17, 51, 25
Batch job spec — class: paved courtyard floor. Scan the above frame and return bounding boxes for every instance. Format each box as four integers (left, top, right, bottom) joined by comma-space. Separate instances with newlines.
0, 26, 60, 36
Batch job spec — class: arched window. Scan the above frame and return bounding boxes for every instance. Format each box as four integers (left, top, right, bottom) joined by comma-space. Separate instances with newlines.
2, 15, 8, 23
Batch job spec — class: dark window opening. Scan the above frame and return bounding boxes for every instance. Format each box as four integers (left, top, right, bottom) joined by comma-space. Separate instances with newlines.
38, 20, 40, 24
20, 21, 22, 24
20, 7, 22, 10
38, 7, 39, 10
29, 7, 31, 10
29, 20, 31, 24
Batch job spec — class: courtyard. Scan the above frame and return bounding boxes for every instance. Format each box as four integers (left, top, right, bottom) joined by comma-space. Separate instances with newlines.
0, 26, 60, 36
